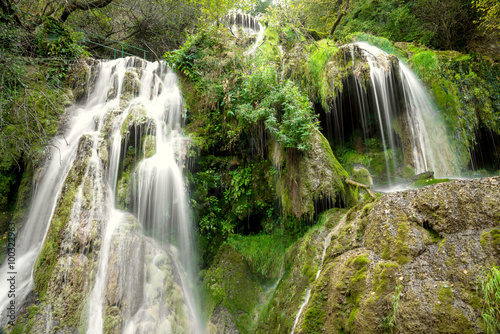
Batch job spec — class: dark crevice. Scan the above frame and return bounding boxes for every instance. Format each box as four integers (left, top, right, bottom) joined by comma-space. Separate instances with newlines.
422, 220, 441, 242
468, 127, 500, 172
312, 192, 346, 222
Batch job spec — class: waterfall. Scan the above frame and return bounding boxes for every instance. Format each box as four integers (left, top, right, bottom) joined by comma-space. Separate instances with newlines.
1, 57, 203, 333
326, 42, 459, 185
222, 11, 265, 55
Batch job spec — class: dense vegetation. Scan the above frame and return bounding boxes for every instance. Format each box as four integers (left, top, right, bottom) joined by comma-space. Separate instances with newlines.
1, 0, 500, 332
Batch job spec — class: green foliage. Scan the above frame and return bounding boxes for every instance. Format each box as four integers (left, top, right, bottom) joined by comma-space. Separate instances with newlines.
190, 157, 277, 267
473, 0, 500, 35
381, 280, 403, 333
236, 66, 318, 151
334, 0, 433, 47
479, 266, 500, 334
168, 30, 318, 152
36, 17, 87, 58
225, 233, 286, 281
348, 32, 404, 58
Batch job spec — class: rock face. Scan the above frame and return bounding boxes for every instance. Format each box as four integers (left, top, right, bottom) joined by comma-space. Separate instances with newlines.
274, 130, 358, 219
66, 58, 100, 103
292, 176, 500, 333
203, 177, 500, 333
203, 244, 264, 334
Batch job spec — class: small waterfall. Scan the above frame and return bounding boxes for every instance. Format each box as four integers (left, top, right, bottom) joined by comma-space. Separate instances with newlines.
222, 11, 265, 55
290, 218, 343, 334
1, 57, 203, 333
325, 42, 459, 185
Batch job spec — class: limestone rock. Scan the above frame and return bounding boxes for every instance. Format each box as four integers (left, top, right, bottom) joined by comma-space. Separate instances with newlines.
259, 177, 499, 333
274, 129, 358, 219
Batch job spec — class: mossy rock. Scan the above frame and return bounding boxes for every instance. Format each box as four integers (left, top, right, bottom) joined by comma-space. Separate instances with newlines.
411, 178, 450, 188
66, 58, 99, 103
256, 212, 344, 333
274, 130, 358, 219
258, 177, 498, 333
203, 244, 263, 334
350, 165, 373, 187
121, 70, 141, 101
480, 228, 500, 264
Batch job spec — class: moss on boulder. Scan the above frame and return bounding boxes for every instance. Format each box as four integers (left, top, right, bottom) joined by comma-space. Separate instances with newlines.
256, 177, 499, 333
203, 244, 263, 334
274, 130, 358, 219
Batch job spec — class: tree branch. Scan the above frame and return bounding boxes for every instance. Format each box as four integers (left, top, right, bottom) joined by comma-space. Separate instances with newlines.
61, 0, 115, 22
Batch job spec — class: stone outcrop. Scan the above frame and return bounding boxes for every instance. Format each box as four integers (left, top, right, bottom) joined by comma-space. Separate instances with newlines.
204, 177, 500, 333
273, 130, 358, 219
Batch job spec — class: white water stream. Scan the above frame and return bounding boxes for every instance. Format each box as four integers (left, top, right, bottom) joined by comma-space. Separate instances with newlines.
329, 42, 459, 187
355, 42, 458, 178
290, 217, 345, 334
1, 58, 203, 333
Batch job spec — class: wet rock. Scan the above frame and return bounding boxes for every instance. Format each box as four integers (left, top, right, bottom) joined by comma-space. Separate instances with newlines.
273, 130, 358, 219
260, 177, 499, 333
66, 58, 99, 103
413, 171, 434, 181
351, 164, 373, 187
121, 70, 141, 101
208, 307, 239, 334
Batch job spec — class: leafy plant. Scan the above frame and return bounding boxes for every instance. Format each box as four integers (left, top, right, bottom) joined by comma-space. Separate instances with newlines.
36, 17, 87, 59
381, 279, 403, 333
236, 66, 319, 151
479, 266, 500, 334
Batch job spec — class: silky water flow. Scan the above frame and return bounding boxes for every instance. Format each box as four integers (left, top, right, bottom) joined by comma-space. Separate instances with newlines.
0, 58, 203, 334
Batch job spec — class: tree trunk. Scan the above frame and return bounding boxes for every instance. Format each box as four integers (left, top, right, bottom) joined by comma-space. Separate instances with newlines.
329, 0, 350, 38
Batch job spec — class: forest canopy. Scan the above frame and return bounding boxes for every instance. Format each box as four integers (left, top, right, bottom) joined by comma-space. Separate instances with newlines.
0, 0, 497, 57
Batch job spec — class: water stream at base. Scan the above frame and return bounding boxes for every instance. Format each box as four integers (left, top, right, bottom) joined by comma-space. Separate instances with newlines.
0, 57, 203, 333
290, 216, 345, 334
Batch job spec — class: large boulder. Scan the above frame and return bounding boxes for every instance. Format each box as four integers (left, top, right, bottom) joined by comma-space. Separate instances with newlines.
273, 130, 358, 219
263, 177, 500, 333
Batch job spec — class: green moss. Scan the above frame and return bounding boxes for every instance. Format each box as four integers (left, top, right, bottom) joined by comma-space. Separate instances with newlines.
225, 233, 286, 282
480, 228, 500, 264
434, 283, 475, 333
277, 130, 357, 219
427, 227, 442, 243
438, 237, 447, 252
372, 262, 399, 298
203, 244, 263, 333
34, 135, 93, 302
143, 134, 156, 158
351, 166, 372, 187
256, 224, 326, 333
411, 178, 451, 188
116, 171, 131, 210
481, 228, 500, 247
10, 322, 26, 334
305, 39, 338, 110
300, 289, 326, 333
395, 220, 410, 264
348, 255, 369, 304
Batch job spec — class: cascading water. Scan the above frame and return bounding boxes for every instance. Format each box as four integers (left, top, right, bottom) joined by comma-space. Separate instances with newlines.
290, 217, 345, 334
222, 11, 265, 55
1, 57, 203, 333
325, 42, 459, 186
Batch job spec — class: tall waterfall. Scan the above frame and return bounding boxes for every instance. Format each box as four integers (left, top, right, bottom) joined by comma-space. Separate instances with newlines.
1, 58, 202, 333
326, 42, 459, 183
